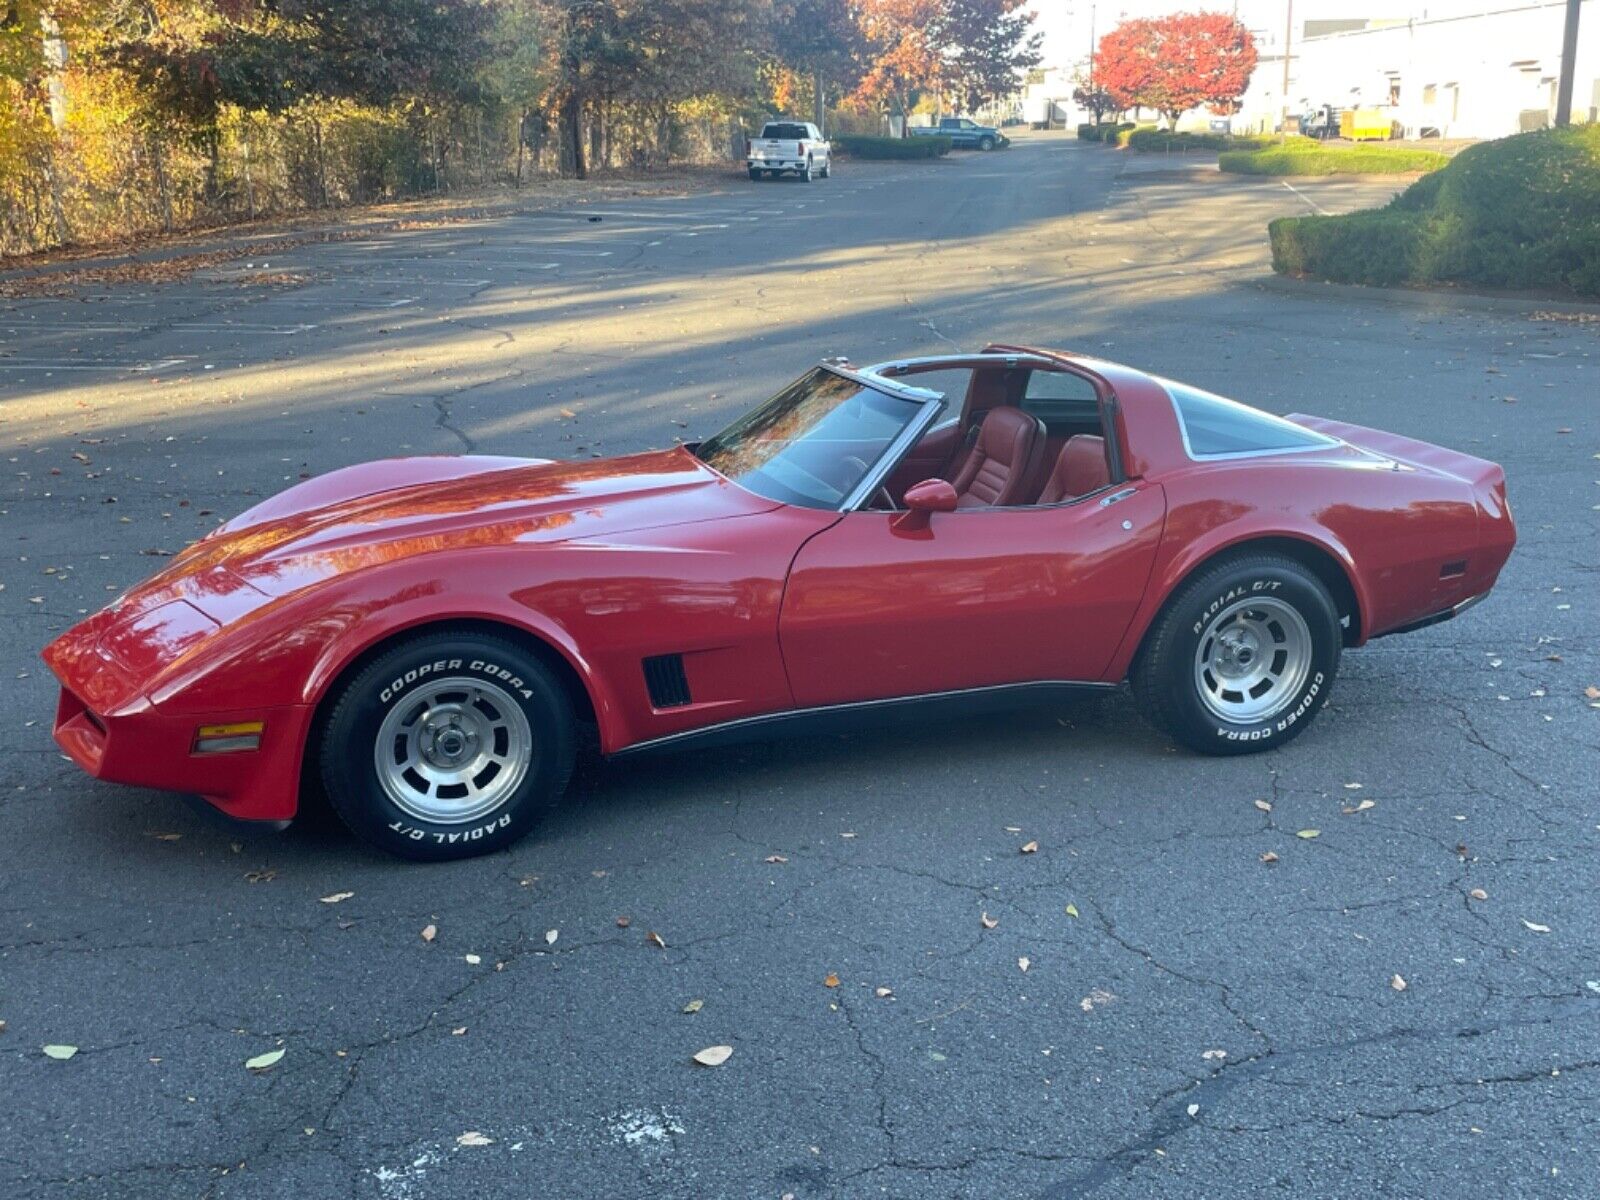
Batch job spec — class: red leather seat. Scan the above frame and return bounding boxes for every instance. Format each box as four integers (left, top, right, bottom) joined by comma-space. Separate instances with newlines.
1037, 435, 1111, 504
949, 407, 1047, 508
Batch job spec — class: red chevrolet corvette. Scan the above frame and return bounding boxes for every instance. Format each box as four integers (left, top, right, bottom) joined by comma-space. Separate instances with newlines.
43, 346, 1514, 860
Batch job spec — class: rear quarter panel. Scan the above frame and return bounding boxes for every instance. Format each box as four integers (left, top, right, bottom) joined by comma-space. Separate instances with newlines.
1106, 453, 1481, 679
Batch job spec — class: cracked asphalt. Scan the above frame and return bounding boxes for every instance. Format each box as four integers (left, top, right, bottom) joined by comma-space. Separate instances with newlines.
2, 131, 1598, 1198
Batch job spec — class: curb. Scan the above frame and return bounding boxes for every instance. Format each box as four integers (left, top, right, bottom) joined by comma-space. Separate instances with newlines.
1253, 272, 1600, 319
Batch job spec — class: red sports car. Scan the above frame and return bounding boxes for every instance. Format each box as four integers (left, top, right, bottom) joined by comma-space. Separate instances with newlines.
43, 346, 1514, 860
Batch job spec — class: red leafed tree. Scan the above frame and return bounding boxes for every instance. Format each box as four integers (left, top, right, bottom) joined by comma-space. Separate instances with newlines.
1094, 11, 1257, 129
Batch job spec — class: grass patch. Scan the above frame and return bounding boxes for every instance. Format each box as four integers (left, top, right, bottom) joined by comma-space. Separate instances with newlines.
1268, 125, 1600, 297
1221, 143, 1450, 175
833, 134, 951, 159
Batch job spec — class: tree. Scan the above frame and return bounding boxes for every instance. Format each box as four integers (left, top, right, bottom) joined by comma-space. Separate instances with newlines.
938, 0, 1040, 113
770, 0, 865, 129
1093, 11, 1256, 129
854, 0, 1039, 132
853, 0, 939, 131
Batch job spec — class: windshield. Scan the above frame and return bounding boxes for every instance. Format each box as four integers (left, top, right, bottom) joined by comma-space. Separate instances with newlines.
696, 367, 930, 510
761, 123, 808, 140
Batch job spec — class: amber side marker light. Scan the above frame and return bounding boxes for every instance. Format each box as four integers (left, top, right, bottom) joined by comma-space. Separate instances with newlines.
193, 722, 264, 755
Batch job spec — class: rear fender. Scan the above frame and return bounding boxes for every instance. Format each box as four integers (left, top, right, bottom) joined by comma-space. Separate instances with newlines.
1106, 521, 1369, 681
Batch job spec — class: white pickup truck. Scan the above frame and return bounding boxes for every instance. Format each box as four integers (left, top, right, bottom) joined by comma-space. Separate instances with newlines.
747, 121, 831, 182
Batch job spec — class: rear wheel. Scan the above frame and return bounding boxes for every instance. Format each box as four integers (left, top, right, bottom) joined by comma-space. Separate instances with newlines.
819, 157, 831, 178
747, 165, 761, 181
1132, 555, 1340, 755
800, 156, 813, 182
318, 631, 574, 861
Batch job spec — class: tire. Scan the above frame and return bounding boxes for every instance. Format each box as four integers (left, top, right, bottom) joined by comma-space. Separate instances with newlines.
1131, 554, 1340, 756
748, 166, 761, 181
800, 156, 813, 182
318, 631, 575, 861
978, 136, 996, 151
819, 157, 831, 178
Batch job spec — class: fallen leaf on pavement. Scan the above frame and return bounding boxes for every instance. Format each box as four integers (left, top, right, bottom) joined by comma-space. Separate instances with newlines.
464, 954, 481, 965
1260, 851, 1279, 864
1254, 799, 1272, 812
1470, 888, 1488, 901
1018, 957, 1030, 972
764, 854, 788, 863
43, 1044, 78, 1060
1065, 903, 1079, 919
245, 1048, 285, 1071
981, 912, 999, 930
545, 929, 558, 945
692, 1045, 732, 1067
1343, 799, 1376, 814
875, 987, 893, 998
1020, 841, 1038, 854
1296, 829, 1320, 839
421, 924, 437, 942
824, 973, 840, 988
457, 1131, 493, 1147
319, 892, 354, 904
1522, 919, 1551, 933
616, 916, 631, 928
1201, 1049, 1227, 1061
682, 999, 704, 1014
1391, 974, 1407, 991
647, 931, 667, 949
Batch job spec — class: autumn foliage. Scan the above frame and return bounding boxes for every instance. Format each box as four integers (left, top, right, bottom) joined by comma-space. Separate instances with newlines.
2, 0, 1042, 256
1094, 11, 1257, 128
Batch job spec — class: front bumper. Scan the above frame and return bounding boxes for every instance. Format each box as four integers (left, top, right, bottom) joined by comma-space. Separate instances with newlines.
51, 685, 312, 822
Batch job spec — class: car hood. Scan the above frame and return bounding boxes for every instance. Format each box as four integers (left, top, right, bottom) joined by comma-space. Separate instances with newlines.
114, 448, 778, 611
43, 448, 777, 716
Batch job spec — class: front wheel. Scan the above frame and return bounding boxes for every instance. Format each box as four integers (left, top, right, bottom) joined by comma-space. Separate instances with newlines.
1131, 555, 1340, 755
318, 631, 575, 861
747, 165, 761, 181
978, 136, 996, 151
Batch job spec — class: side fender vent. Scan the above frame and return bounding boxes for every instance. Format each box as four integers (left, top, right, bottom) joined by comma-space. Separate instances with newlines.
643, 654, 692, 709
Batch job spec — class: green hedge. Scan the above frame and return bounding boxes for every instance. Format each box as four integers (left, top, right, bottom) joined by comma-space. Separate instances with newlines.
1221, 143, 1450, 175
1126, 129, 1287, 154
833, 134, 951, 159
1077, 122, 1134, 143
1268, 125, 1600, 297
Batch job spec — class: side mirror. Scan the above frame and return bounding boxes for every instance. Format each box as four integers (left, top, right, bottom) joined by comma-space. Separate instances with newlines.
893, 478, 958, 532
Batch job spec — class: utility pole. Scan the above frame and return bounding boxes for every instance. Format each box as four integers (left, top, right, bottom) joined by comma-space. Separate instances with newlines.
1554, 0, 1582, 126
1280, 0, 1293, 136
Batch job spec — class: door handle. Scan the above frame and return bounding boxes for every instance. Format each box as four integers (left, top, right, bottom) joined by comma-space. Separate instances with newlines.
1098, 487, 1137, 508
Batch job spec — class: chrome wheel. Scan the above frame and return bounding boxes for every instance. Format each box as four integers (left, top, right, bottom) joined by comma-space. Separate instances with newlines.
373, 677, 532, 824
1193, 596, 1312, 724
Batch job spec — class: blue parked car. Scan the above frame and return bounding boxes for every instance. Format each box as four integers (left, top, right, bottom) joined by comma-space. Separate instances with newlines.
909, 117, 1010, 151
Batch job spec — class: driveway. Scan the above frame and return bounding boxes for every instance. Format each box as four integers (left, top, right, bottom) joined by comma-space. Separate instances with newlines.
2, 132, 1596, 1199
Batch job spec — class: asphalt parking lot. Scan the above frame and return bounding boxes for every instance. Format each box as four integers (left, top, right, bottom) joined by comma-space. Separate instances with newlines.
2, 131, 1597, 1199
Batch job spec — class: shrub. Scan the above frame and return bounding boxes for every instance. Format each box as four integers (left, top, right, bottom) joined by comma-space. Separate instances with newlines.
1221, 144, 1450, 175
1077, 122, 1134, 144
1126, 130, 1287, 154
1268, 125, 1600, 297
833, 134, 951, 159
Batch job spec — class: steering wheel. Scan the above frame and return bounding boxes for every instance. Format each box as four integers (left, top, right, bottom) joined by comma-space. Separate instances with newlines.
842, 455, 900, 511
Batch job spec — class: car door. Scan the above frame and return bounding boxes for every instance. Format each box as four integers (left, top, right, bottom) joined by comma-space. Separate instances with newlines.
777, 482, 1167, 708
